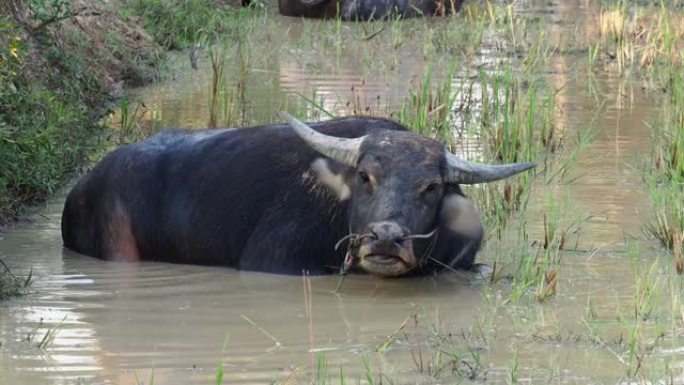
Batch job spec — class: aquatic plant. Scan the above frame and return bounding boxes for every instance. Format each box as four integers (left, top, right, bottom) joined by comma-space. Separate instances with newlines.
592, 0, 684, 87
118, 98, 148, 144
398, 63, 460, 143
0, 260, 31, 300
644, 69, 684, 262
461, 66, 562, 234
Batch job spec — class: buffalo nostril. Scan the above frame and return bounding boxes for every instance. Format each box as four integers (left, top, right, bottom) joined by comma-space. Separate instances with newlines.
369, 229, 379, 240
368, 221, 409, 247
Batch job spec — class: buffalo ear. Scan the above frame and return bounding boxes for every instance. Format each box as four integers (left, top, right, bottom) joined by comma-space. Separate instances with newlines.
311, 158, 353, 201
439, 194, 483, 239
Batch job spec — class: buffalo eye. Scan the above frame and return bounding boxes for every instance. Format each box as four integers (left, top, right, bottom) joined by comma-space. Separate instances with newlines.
421, 182, 441, 197
358, 171, 371, 184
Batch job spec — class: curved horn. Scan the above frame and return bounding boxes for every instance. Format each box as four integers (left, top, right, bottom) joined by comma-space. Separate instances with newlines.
445, 152, 536, 184
280, 111, 366, 167
299, 0, 330, 5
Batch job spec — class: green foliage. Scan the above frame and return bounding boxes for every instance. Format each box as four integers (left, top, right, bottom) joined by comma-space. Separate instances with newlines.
398, 63, 460, 143
27, 0, 74, 24
0, 15, 103, 222
0, 21, 23, 89
124, 0, 260, 49
644, 68, 684, 255
463, 68, 560, 234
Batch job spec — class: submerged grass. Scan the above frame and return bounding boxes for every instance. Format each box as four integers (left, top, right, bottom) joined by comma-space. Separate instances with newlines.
271, 308, 492, 385
583, 246, 670, 380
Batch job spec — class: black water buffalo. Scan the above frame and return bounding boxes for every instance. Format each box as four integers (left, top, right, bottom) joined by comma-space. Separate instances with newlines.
277, 0, 463, 20
61, 113, 534, 277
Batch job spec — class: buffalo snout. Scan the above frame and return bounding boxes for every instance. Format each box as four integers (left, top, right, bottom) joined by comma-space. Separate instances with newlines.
357, 221, 418, 277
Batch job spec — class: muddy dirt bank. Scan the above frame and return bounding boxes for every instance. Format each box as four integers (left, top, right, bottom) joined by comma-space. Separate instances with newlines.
0, 0, 168, 224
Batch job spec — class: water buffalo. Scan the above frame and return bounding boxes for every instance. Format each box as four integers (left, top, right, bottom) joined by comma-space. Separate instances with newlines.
277, 0, 463, 20
61, 113, 534, 277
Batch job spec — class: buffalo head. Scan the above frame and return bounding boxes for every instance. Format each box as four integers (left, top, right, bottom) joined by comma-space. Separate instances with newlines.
281, 112, 535, 277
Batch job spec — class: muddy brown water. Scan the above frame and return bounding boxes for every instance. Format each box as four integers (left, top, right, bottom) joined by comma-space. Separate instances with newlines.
2, 2, 682, 384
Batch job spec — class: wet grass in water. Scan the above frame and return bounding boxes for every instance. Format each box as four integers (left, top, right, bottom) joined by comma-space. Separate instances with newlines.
118, 98, 148, 144
208, 47, 227, 129
398, 63, 460, 143
459, 65, 564, 236
485, 188, 593, 305
0, 260, 32, 300
375, 312, 417, 353
591, 1, 684, 88
215, 334, 230, 385
644, 68, 684, 264
220, 3, 684, 382
135, 369, 155, 385
505, 242, 560, 304
208, 44, 250, 129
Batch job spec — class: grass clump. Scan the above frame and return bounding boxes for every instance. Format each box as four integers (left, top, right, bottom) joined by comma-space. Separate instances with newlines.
207, 41, 251, 128
593, 1, 684, 85
462, 67, 561, 233
644, 180, 684, 257
398, 63, 460, 144
122, 0, 262, 50
644, 70, 684, 265
0, 260, 32, 300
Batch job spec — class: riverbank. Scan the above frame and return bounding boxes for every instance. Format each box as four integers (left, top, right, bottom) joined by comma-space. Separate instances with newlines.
0, 0, 256, 226
0, 0, 253, 298
0, 0, 163, 225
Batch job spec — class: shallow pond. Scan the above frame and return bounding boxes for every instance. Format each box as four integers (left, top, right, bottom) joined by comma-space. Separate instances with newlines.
2, 1, 683, 384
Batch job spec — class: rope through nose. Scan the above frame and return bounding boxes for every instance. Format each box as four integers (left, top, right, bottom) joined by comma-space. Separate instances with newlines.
400, 228, 438, 241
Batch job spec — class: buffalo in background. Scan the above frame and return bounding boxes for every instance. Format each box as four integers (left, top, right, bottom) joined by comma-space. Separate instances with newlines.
277, 0, 463, 19
61, 113, 534, 277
